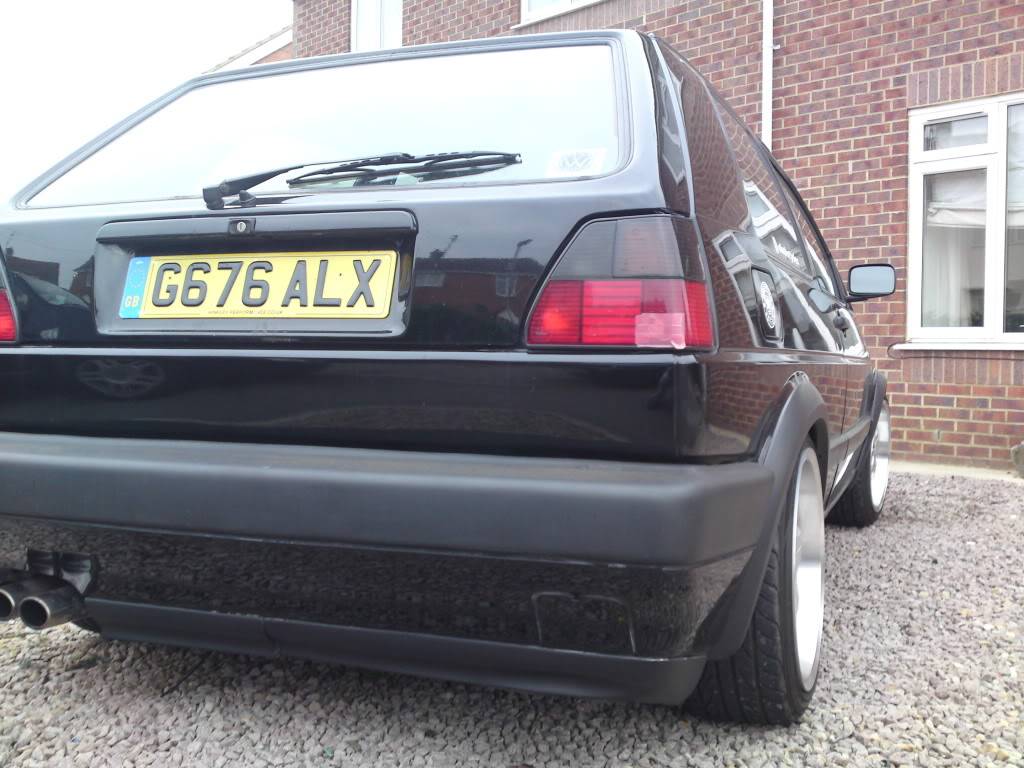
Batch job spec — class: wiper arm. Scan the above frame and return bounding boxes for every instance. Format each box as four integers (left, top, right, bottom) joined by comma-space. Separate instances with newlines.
287, 151, 521, 186
203, 164, 305, 210
201, 153, 417, 209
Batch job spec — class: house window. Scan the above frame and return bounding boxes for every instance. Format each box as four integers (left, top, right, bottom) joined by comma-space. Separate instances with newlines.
351, 0, 402, 52
494, 274, 517, 298
520, 0, 606, 24
908, 93, 1024, 343
1008, 104, 1024, 333
923, 114, 987, 151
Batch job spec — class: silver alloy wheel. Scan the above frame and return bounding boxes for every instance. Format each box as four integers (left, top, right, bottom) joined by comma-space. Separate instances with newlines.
791, 446, 825, 691
869, 401, 892, 510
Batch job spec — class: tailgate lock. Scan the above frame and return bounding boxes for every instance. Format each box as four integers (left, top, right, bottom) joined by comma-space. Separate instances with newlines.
228, 218, 255, 236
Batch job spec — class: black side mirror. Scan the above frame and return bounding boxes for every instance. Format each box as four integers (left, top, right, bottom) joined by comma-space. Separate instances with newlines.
847, 264, 896, 301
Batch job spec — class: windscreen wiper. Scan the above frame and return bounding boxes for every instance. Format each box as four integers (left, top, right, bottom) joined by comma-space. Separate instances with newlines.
286, 151, 521, 186
202, 151, 520, 209
201, 153, 418, 209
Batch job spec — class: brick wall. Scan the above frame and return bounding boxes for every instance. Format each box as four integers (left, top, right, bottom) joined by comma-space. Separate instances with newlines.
294, 0, 351, 57
291, 0, 1024, 470
764, 3, 1024, 469
404, 0, 517, 45
254, 42, 295, 64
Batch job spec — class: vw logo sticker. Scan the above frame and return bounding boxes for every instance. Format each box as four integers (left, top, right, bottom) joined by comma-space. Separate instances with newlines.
759, 280, 777, 331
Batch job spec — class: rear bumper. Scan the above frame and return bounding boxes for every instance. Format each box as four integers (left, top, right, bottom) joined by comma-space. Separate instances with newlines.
84, 600, 708, 705
0, 431, 775, 703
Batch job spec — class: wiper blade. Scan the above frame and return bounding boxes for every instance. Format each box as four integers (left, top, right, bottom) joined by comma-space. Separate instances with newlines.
287, 151, 521, 186
201, 153, 417, 209
202, 152, 520, 208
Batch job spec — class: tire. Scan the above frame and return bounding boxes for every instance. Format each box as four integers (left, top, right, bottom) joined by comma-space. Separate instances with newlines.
828, 399, 891, 527
685, 441, 825, 725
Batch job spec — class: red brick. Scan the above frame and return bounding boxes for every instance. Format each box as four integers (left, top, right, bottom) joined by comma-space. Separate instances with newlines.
973, 433, 1011, 448
955, 445, 991, 459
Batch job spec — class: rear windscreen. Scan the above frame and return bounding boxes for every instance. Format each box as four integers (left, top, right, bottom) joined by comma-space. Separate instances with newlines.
30, 44, 623, 207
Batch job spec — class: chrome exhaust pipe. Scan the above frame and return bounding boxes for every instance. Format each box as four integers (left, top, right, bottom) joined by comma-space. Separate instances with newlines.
0, 576, 64, 623
19, 584, 86, 630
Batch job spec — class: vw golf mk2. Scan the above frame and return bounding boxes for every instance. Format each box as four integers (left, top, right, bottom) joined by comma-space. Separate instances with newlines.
0, 31, 896, 724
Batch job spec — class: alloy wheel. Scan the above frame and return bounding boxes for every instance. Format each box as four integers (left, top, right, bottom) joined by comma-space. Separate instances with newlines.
869, 401, 892, 510
791, 447, 825, 691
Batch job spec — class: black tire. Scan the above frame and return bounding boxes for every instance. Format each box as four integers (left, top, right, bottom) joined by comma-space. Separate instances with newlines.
685, 441, 824, 725
828, 399, 890, 528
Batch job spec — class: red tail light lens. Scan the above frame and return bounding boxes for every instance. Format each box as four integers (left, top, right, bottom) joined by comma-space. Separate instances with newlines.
0, 290, 16, 342
528, 281, 582, 345
582, 280, 642, 345
526, 216, 714, 350
528, 278, 712, 348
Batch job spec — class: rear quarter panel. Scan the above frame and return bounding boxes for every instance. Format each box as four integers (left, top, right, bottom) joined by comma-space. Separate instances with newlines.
651, 38, 850, 479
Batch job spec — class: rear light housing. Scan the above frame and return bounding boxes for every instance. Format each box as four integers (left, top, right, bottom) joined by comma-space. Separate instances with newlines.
0, 289, 16, 342
526, 215, 714, 350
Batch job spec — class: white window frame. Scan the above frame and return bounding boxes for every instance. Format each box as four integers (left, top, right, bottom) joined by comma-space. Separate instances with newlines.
519, 0, 607, 26
350, 0, 402, 53
908, 92, 1023, 347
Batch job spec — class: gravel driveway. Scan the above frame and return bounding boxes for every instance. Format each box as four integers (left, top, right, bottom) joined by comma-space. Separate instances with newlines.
1, 472, 1021, 767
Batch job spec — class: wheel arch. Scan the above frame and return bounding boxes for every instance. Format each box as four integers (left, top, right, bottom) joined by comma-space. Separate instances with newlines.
807, 417, 830, 496
699, 372, 830, 661
828, 370, 889, 507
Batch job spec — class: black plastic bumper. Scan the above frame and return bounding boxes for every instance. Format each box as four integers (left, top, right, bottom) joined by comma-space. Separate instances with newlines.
0, 432, 775, 703
85, 600, 708, 705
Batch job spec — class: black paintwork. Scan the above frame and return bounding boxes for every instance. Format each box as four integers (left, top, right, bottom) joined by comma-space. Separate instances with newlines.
0, 30, 875, 469
0, 31, 887, 700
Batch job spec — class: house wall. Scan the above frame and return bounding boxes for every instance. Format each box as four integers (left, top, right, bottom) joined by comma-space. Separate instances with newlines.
403, 0, 518, 45
254, 42, 295, 64
292, 0, 1024, 469
295, 0, 352, 57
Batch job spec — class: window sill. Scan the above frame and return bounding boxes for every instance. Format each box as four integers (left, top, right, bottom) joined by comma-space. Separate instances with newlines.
892, 341, 1024, 352
514, 0, 611, 29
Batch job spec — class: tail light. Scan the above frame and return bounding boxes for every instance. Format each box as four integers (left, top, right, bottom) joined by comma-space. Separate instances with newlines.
0, 290, 16, 342
526, 215, 714, 350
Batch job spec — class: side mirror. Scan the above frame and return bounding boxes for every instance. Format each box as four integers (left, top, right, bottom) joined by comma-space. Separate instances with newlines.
848, 264, 896, 301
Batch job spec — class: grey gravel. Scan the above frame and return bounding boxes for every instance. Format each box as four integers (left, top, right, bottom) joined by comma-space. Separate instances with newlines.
1, 473, 1022, 767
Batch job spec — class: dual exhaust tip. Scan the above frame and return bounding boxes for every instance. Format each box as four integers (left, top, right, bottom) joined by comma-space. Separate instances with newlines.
0, 576, 85, 630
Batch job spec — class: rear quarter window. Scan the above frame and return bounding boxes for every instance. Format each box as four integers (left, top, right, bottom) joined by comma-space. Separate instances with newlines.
30, 44, 625, 207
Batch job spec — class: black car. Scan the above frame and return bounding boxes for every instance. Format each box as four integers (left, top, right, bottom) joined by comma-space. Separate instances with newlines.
0, 31, 896, 724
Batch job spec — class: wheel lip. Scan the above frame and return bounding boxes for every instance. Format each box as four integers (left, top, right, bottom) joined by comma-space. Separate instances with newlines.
869, 401, 892, 510
790, 446, 825, 692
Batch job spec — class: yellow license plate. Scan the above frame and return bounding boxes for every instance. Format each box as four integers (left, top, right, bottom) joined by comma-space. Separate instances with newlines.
119, 251, 397, 320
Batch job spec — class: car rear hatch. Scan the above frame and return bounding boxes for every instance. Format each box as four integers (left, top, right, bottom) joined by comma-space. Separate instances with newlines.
0, 32, 703, 461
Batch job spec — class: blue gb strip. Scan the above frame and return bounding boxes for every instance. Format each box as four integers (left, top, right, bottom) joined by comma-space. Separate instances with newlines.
119, 257, 151, 319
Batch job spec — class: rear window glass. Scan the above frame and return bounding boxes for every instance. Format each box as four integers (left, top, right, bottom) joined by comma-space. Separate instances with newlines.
29, 45, 623, 207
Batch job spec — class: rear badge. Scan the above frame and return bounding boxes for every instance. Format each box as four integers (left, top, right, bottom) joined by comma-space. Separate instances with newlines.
546, 148, 607, 177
